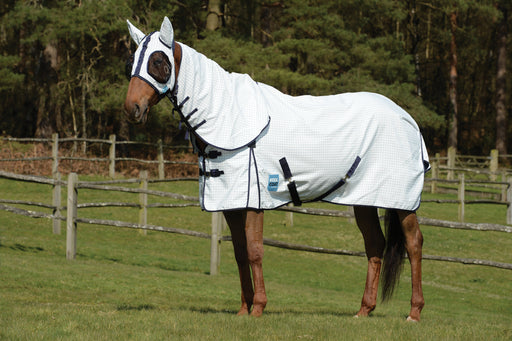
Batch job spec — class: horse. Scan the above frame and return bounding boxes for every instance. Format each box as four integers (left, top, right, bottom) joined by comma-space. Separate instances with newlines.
123, 17, 428, 321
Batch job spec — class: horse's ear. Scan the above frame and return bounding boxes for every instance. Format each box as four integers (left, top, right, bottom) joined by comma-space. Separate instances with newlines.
160, 16, 174, 48
127, 20, 145, 46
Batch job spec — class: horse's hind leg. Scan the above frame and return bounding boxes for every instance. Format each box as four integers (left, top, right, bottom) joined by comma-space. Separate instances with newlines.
397, 210, 424, 321
224, 209, 267, 317
354, 206, 385, 317
224, 210, 254, 315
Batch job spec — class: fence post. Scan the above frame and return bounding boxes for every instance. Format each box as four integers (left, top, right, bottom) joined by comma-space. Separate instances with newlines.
139, 170, 148, 235
210, 212, 224, 276
507, 177, 512, 225
52, 133, 59, 176
431, 153, 439, 194
66, 173, 78, 260
52, 133, 61, 235
285, 203, 294, 227
109, 134, 116, 179
502, 170, 507, 202
458, 173, 465, 222
52, 172, 61, 234
447, 146, 456, 180
490, 149, 498, 181
158, 139, 165, 180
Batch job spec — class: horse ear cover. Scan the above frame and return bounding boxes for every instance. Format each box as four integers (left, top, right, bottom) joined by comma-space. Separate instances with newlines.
160, 16, 174, 48
127, 20, 146, 46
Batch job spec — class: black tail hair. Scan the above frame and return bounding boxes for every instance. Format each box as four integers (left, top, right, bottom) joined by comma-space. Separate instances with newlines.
381, 209, 406, 301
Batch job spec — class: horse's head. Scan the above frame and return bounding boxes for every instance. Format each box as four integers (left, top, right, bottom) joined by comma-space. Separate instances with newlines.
124, 17, 180, 124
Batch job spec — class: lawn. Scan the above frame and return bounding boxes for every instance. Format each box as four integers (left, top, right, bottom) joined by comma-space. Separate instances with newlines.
0, 176, 511, 340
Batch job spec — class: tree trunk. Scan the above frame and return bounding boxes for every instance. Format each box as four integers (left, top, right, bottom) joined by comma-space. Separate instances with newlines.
448, 11, 458, 151
409, 0, 422, 97
206, 0, 223, 31
495, 5, 507, 155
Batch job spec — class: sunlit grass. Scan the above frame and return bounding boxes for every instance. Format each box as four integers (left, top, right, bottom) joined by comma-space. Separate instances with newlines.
0, 177, 511, 340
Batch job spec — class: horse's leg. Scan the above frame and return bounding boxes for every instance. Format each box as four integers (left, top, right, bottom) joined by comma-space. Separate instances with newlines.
224, 210, 254, 315
354, 205, 385, 317
397, 210, 424, 322
244, 209, 267, 316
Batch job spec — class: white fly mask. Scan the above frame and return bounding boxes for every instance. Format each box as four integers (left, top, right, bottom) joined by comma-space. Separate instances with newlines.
127, 17, 176, 96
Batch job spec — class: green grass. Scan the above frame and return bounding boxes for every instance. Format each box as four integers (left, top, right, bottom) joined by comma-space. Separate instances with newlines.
1, 177, 511, 340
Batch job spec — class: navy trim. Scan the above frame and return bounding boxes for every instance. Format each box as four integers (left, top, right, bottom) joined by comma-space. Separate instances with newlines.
250, 144, 261, 209
159, 36, 174, 51
246, 146, 253, 208
134, 33, 154, 76
133, 75, 166, 99
200, 157, 206, 210
165, 91, 270, 151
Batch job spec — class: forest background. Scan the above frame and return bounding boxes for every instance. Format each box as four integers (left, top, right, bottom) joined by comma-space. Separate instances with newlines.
0, 0, 510, 155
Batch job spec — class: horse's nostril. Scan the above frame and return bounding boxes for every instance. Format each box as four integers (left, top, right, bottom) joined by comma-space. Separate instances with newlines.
134, 103, 141, 118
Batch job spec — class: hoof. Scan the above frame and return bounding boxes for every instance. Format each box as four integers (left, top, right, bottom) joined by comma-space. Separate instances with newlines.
406, 316, 420, 322
237, 303, 251, 316
355, 306, 373, 318
250, 309, 263, 317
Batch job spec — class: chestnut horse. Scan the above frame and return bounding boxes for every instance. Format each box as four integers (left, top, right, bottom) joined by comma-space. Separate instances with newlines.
124, 17, 425, 321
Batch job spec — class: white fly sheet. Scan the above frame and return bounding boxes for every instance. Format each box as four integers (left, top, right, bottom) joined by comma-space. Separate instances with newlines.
128, 18, 430, 212
175, 45, 429, 212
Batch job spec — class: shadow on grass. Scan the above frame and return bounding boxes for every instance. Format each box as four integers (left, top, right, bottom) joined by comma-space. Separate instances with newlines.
185, 305, 381, 319
5, 243, 45, 253
117, 303, 157, 311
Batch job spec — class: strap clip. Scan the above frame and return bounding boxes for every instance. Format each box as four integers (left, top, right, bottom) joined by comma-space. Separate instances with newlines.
200, 169, 224, 178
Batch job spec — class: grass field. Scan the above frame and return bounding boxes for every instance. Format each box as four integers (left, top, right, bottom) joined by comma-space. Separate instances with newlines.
1, 176, 511, 340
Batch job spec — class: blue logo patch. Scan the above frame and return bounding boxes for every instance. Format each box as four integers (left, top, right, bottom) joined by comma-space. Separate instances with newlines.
267, 174, 279, 192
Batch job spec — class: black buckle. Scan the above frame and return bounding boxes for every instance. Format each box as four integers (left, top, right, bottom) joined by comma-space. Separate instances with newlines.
199, 169, 224, 177
206, 150, 222, 159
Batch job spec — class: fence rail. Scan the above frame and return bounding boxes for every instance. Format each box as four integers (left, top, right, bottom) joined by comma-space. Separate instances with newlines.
0, 170, 511, 271
1, 134, 195, 179
4, 136, 512, 179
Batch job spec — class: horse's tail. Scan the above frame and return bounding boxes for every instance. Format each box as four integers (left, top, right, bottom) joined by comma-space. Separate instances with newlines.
381, 209, 406, 302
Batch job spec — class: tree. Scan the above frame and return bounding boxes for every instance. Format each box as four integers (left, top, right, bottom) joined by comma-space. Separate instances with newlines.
206, 0, 223, 31
448, 9, 458, 151
495, 1, 508, 155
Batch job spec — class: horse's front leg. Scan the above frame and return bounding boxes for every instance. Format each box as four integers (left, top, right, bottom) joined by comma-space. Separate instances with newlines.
354, 206, 385, 317
397, 210, 425, 322
224, 210, 254, 315
244, 209, 267, 316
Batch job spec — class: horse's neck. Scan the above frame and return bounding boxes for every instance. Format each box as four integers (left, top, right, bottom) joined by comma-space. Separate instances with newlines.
175, 44, 230, 102
172, 43, 271, 151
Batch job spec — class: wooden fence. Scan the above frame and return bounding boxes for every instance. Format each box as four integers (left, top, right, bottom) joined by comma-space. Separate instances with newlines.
0, 170, 511, 272
0, 134, 195, 179
3, 136, 512, 180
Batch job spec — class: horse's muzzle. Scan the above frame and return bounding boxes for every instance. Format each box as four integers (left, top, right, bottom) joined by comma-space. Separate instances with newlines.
124, 100, 149, 124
